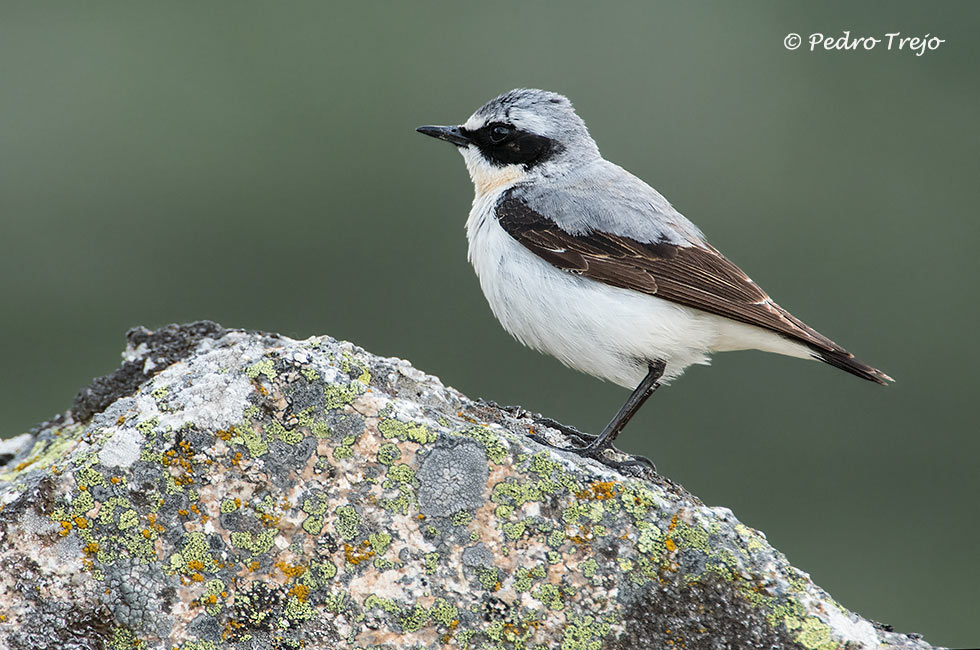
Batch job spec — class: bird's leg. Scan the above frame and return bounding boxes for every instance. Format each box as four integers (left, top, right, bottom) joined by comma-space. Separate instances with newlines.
531, 360, 667, 472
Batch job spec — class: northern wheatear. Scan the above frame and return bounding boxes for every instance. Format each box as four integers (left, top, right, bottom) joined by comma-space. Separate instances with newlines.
418, 89, 890, 469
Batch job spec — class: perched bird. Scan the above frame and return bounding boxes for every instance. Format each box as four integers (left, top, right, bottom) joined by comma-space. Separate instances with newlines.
417, 89, 890, 468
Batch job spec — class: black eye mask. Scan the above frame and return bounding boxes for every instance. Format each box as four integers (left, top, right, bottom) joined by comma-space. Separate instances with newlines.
464, 123, 561, 168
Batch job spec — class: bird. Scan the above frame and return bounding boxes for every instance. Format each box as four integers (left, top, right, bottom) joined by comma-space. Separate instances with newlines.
417, 88, 891, 470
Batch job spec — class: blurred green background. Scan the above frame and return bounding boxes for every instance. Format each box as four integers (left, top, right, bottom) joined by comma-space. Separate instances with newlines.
1, 1, 977, 645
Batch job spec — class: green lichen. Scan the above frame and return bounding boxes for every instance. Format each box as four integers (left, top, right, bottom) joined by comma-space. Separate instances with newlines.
71, 490, 95, 516
378, 417, 435, 444
561, 500, 604, 525
307, 560, 338, 586
334, 505, 361, 541
136, 417, 160, 437
528, 451, 562, 478
333, 435, 356, 460
618, 483, 657, 522
97, 496, 132, 526
795, 617, 834, 650
430, 597, 458, 627
109, 627, 146, 650
637, 526, 664, 558
368, 532, 392, 557
383, 463, 415, 486
236, 424, 268, 458
75, 465, 106, 489
245, 358, 276, 381
424, 552, 439, 575
673, 521, 710, 551
459, 426, 508, 463
169, 531, 218, 575
324, 382, 364, 410
451, 510, 473, 526
477, 566, 499, 590
491, 477, 554, 508
377, 442, 401, 465
379, 483, 416, 516
339, 351, 372, 385
502, 521, 526, 540
230, 529, 276, 555
579, 558, 598, 579
559, 614, 610, 650
265, 420, 304, 445
302, 515, 323, 535
735, 523, 768, 553
533, 583, 564, 611
284, 595, 315, 621
513, 567, 535, 592
320, 590, 347, 614
400, 604, 429, 632
494, 504, 514, 519
202, 579, 226, 615
364, 593, 401, 615
118, 509, 139, 530
302, 491, 330, 516
547, 530, 566, 549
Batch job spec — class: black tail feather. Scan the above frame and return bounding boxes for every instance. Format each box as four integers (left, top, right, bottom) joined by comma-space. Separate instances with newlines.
809, 346, 893, 385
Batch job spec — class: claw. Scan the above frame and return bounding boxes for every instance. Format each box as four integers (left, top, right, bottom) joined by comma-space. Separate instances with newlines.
527, 427, 656, 475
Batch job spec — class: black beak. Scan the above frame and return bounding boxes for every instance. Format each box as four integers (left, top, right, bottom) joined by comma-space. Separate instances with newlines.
416, 125, 471, 147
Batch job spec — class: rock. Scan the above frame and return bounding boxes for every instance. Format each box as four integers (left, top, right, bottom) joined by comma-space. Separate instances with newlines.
0, 322, 935, 650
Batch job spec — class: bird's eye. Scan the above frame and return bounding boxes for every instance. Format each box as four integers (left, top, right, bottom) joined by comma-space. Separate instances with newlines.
489, 124, 514, 144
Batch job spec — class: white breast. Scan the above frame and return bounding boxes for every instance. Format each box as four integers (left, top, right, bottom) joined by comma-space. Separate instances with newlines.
466, 189, 720, 387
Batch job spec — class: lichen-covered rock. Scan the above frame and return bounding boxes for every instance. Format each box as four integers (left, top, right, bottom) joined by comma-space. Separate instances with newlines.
0, 323, 935, 650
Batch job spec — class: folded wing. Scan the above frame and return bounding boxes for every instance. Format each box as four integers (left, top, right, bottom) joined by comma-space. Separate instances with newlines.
496, 192, 891, 384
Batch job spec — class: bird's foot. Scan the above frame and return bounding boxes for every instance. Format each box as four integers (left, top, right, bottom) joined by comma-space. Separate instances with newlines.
528, 424, 656, 475
574, 443, 657, 474
531, 417, 597, 447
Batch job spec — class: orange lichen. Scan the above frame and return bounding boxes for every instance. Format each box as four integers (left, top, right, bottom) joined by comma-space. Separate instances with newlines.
289, 583, 310, 602
343, 541, 375, 565
275, 561, 307, 579
441, 619, 460, 644
259, 512, 280, 527
576, 481, 621, 501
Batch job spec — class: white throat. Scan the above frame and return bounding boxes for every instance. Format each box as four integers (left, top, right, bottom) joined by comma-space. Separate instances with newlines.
459, 147, 527, 199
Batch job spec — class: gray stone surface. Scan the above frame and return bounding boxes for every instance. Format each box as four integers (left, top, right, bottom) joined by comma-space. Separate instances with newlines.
0, 322, 937, 649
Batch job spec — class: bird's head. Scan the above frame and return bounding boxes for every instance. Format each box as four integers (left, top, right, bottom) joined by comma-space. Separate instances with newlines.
417, 89, 600, 197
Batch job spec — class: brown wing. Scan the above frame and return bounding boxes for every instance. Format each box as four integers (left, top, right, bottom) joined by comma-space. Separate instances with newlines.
496, 194, 891, 384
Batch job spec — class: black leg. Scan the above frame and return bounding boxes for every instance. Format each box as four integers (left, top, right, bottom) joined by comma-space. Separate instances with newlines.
531, 360, 667, 472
